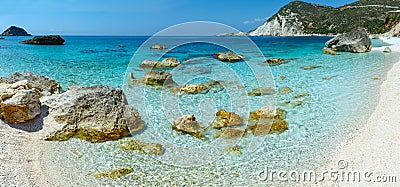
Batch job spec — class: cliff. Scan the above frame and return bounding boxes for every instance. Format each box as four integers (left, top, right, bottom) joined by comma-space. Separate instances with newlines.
248, 0, 400, 36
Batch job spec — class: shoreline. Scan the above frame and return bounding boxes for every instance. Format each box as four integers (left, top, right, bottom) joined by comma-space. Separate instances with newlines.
319, 37, 400, 185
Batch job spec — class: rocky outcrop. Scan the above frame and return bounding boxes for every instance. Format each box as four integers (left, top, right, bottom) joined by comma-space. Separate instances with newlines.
150, 45, 167, 50
214, 52, 244, 62
41, 85, 144, 143
140, 57, 180, 68
118, 138, 163, 155
20, 35, 65, 45
325, 28, 372, 53
170, 80, 223, 95
249, 13, 304, 36
172, 114, 205, 139
247, 1, 400, 36
1, 26, 31, 36
210, 109, 243, 129
0, 81, 42, 124
0, 71, 61, 96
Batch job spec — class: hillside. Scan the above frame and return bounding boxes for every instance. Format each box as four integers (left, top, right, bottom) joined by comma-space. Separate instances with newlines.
249, 0, 400, 36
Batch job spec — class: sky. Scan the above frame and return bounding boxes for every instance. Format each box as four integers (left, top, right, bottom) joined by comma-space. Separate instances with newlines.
0, 0, 356, 36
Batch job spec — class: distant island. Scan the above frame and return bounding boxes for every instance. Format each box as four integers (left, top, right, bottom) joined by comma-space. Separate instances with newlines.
1, 26, 31, 36
222, 0, 400, 36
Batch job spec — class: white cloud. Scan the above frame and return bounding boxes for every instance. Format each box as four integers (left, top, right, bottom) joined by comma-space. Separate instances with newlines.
243, 17, 269, 24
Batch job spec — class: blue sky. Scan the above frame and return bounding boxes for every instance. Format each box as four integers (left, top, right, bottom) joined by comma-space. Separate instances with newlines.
1, 0, 355, 36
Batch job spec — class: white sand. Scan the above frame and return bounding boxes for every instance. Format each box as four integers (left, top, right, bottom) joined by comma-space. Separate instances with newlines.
318, 37, 400, 186
0, 116, 56, 186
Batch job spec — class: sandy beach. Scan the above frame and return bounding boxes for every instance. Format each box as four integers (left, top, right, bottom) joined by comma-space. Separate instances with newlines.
319, 37, 400, 186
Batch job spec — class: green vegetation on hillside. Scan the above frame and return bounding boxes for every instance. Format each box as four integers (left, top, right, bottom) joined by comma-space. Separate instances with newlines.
267, 0, 400, 34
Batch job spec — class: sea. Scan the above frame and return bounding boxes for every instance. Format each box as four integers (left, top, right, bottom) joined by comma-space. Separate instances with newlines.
0, 35, 399, 186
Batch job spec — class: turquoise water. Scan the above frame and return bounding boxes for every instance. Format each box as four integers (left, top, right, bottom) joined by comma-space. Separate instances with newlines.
1, 36, 399, 186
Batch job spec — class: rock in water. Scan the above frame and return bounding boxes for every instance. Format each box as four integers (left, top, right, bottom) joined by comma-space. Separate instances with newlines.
172, 114, 205, 139
210, 109, 243, 129
142, 71, 175, 86
140, 57, 180, 68
118, 138, 163, 155
1, 26, 31, 36
20, 35, 65, 45
0, 71, 61, 96
0, 81, 42, 124
322, 47, 339, 55
150, 45, 167, 50
325, 28, 372, 53
41, 85, 144, 142
384, 47, 392, 53
214, 51, 244, 62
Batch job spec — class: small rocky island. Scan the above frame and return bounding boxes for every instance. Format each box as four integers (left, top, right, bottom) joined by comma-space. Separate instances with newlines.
1, 26, 31, 36
20, 35, 65, 45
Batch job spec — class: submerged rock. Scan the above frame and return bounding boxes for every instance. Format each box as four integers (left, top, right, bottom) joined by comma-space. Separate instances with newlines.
150, 44, 167, 50
325, 28, 372, 53
0, 81, 42, 124
214, 51, 244, 62
170, 80, 223, 95
278, 87, 293, 94
291, 100, 303, 108
247, 87, 275, 96
0, 71, 61, 96
210, 109, 243, 129
91, 168, 133, 179
215, 127, 247, 139
1, 26, 31, 36
224, 145, 243, 156
141, 71, 175, 86
265, 58, 288, 66
322, 47, 339, 55
140, 57, 180, 68
41, 85, 143, 143
247, 106, 288, 135
294, 92, 309, 98
172, 114, 205, 139
118, 138, 163, 155
300, 65, 322, 70
384, 47, 392, 53
21, 35, 65, 45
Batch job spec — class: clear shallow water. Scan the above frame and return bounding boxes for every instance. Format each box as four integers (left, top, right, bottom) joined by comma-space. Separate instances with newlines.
1, 36, 399, 186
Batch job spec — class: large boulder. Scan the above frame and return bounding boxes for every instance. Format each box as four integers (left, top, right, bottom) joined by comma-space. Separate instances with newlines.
325, 28, 372, 53
140, 57, 180, 68
214, 51, 244, 62
1, 26, 31, 36
0, 71, 61, 96
20, 35, 65, 45
0, 81, 42, 124
41, 85, 144, 143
